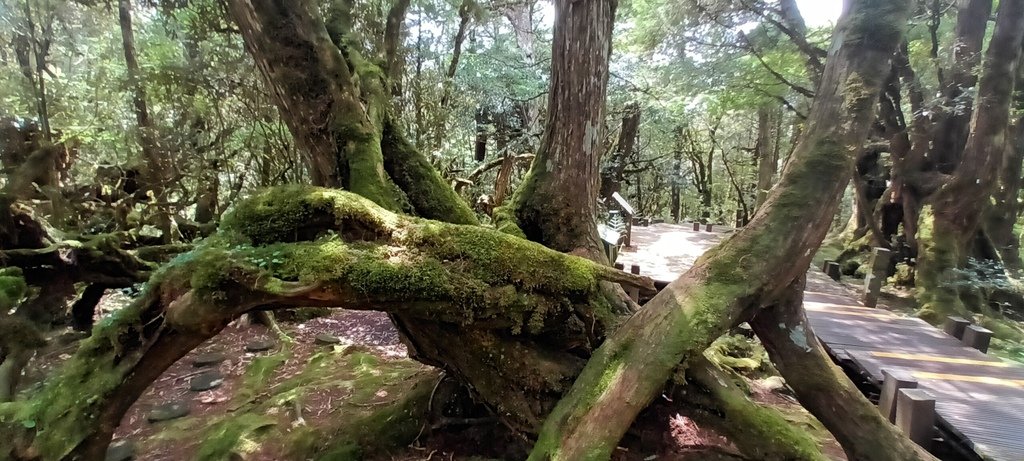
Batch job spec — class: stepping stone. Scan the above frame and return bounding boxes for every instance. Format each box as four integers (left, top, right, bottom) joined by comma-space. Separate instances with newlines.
314, 333, 342, 345
245, 340, 276, 352
147, 401, 191, 423
190, 371, 225, 391
105, 439, 136, 461
192, 352, 227, 368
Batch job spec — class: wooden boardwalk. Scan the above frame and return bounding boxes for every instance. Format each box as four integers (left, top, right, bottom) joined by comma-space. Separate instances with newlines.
617, 223, 1024, 461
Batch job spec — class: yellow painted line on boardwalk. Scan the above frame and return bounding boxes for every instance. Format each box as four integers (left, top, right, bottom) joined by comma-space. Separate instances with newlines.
804, 304, 898, 320
870, 351, 1011, 368
913, 371, 1024, 389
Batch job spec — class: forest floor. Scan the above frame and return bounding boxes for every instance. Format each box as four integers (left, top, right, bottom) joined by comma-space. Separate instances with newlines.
20, 295, 850, 460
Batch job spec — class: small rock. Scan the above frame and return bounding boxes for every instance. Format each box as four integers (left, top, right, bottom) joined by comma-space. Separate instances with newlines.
192, 352, 227, 368
147, 401, 191, 422
190, 371, 225, 391
314, 333, 342, 345
245, 339, 276, 352
105, 439, 136, 461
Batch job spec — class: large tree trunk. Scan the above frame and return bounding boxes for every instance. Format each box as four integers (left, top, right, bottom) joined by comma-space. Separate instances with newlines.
507, 0, 616, 257
985, 61, 1024, 273
929, 0, 992, 173
527, 1, 918, 458
916, 0, 1024, 321
227, 0, 477, 225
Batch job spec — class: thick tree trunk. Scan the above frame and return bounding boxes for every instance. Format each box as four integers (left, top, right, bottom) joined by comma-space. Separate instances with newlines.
916, 0, 1024, 321
985, 61, 1024, 272
929, 0, 992, 173
527, 1, 914, 457
987, 124, 1024, 272
227, 0, 477, 225
508, 0, 616, 257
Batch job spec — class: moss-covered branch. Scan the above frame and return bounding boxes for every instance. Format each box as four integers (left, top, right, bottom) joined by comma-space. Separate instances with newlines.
0, 185, 655, 459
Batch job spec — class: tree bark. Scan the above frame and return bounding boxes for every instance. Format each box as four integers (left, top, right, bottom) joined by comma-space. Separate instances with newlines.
929, 0, 993, 173
751, 278, 932, 461
507, 0, 617, 257
383, 0, 412, 102
600, 102, 641, 200
916, 0, 1024, 320
119, 0, 172, 241
527, 1, 914, 457
227, 0, 477, 225
754, 106, 778, 209
985, 58, 1024, 272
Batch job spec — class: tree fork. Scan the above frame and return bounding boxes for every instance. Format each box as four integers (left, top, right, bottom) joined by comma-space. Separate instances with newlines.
527, 1, 913, 458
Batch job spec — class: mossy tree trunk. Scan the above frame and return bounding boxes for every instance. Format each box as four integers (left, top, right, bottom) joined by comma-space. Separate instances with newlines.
526, 1, 916, 458
506, 0, 616, 258
915, 0, 1024, 321
226, 0, 477, 226
0, 186, 661, 460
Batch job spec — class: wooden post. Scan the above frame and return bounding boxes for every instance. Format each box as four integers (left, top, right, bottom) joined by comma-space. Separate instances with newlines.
614, 262, 624, 271
895, 389, 936, 449
942, 316, 971, 339
627, 264, 641, 302
825, 262, 841, 281
692, 222, 701, 232
878, 369, 917, 423
704, 223, 714, 232
861, 248, 892, 307
962, 325, 993, 353
624, 219, 632, 248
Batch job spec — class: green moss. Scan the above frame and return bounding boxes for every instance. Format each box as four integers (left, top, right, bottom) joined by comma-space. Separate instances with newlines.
220, 185, 399, 246
915, 205, 968, 319
705, 335, 772, 377
0, 268, 27, 311
195, 414, 277, 461
381, 121, 479, 225
283, 353, 436, 461
978, 317, 1024, 342
233, 348, 291, 405
491, 205, 527, 239
17, 290, 154, 460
